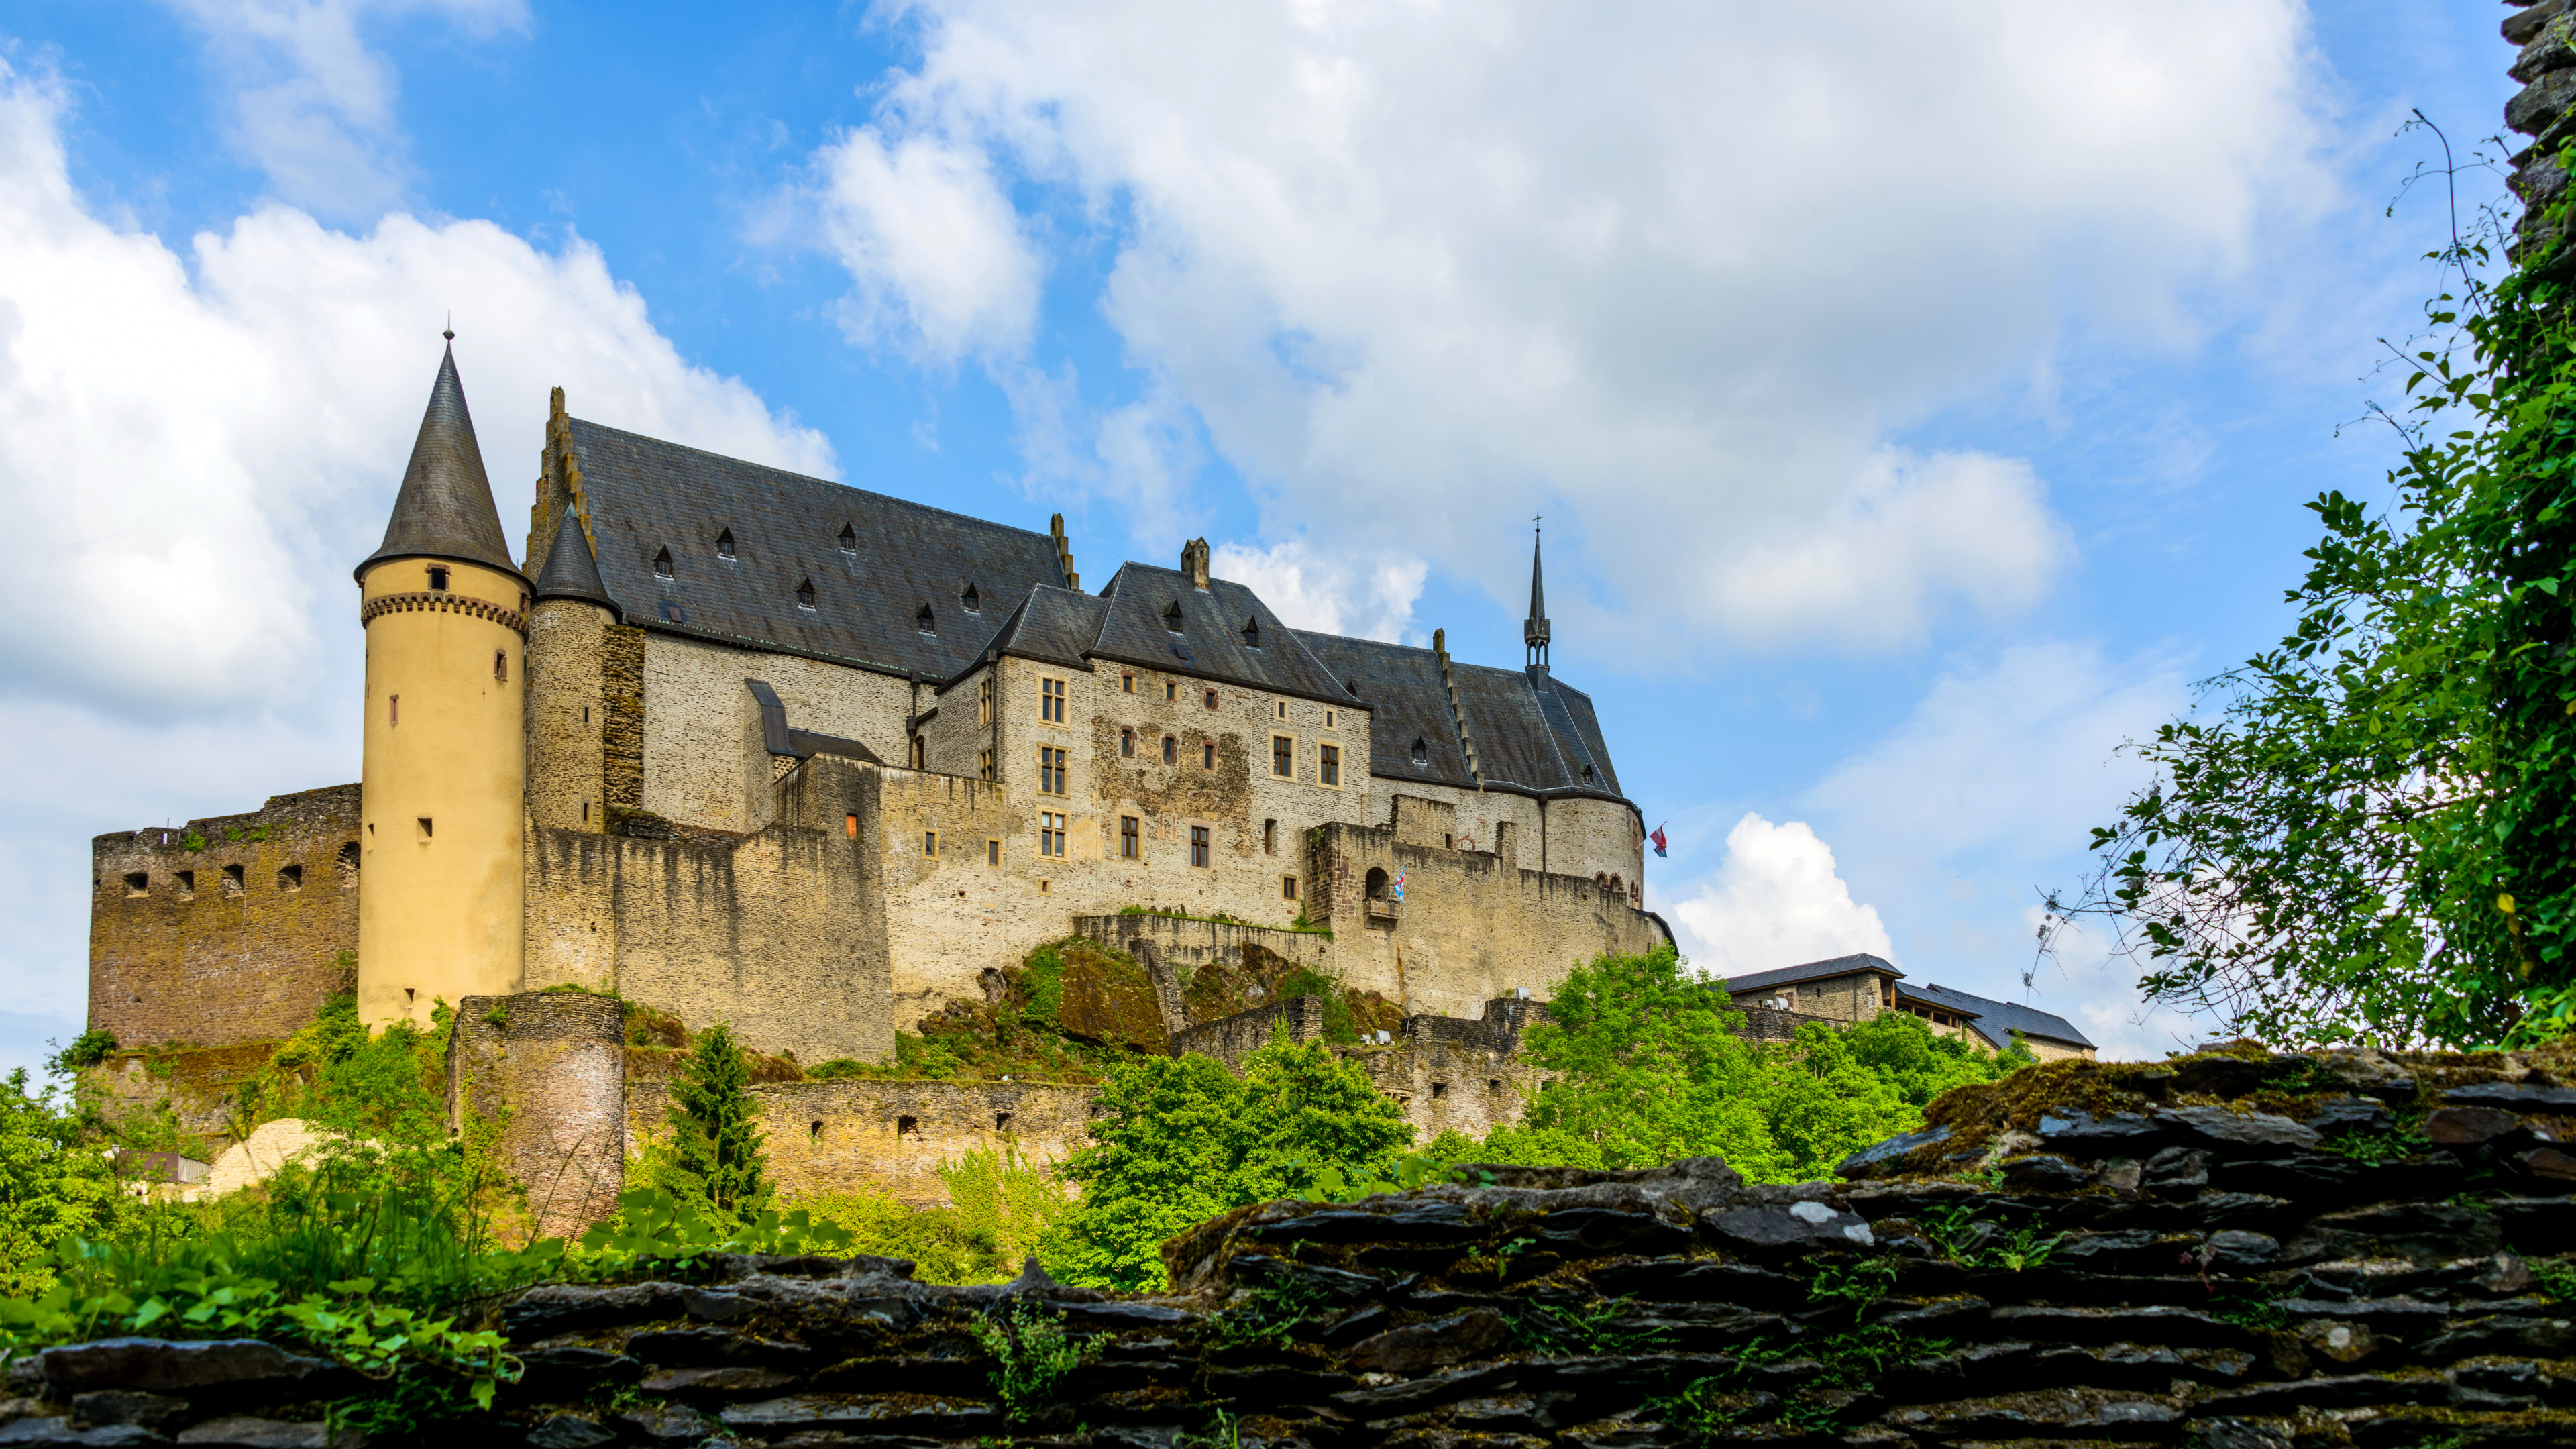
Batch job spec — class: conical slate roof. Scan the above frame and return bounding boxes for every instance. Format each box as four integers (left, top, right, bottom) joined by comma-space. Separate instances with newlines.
356, 343, 523, 582
533, 506, 618, 614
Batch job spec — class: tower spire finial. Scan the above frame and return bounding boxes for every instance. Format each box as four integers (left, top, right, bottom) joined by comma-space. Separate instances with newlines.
1524, 512, 1551, 671
443, 311, 454, 343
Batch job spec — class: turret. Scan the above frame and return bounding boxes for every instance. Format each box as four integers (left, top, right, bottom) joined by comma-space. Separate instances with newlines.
1523, 519, 1551, 671
525, 496, 618, 835
354, 336, 529, 1030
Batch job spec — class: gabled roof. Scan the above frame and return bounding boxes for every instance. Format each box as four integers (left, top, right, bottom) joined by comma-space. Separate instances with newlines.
561, 418, 1069, 678
1898, 982, 2096, 1052
979, 586, 1108, 676
360, 343, 522, 582
1293, 632, 1477, 790
1725, 953, 1904, 996
1092, 564, 1363, 707
1291, 633, 1633, 805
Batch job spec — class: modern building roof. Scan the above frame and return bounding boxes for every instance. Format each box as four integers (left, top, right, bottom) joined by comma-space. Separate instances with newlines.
1898, 981, 2095, 1053
359, 343, 523, 582
1725, 953, 1903, 996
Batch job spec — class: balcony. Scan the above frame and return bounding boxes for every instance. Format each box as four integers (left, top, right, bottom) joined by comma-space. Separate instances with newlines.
1364, 897, 1403, 924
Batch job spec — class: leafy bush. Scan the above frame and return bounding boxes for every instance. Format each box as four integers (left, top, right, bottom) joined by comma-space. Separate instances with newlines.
44, 1030, 117, 1076
0, 1069, 126, 1295
792, 1145, 1073, 1285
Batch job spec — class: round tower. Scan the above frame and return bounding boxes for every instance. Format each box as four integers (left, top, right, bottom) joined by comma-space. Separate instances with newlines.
354, 337, 529, 1030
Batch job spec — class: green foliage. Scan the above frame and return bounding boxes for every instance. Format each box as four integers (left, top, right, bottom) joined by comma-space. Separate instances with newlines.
836, 938, 1167, 1084
1511, 1297, 1674, 1356
654, 1022, 768, 1224
574, 1185, 851, 1273
237, 992, 451, 1148
792, 1145, 1073, 1285
180, 832, 207, 853
1046, 1040, 1413, 1291
1648, 1252, 1945, 1434
1293, 1150, 1479, 1203
45, 1030, 118, 1076
970, 1298, 1095, 1424
1919, 1205, 2065, 1272
1206, 1276, 1329, 1348
2529, 1258, 2576, 1302
1467, 947, 2023, 1184
0, 1069, 125, 1295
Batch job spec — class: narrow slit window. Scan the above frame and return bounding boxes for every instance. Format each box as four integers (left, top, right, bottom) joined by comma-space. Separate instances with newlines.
494, 649, 508, 682
1161, 735, 1177, 765
986, 839, 1001, 867
1203, 688, 1219, 710
845, 813, 859, 839
1120, 727, 1135, 758
1283, 875, 1298, 900
389, 695, 399, 727
924, 830, 938, 857
1122, 672, 1136, 693
1263, 819, 1277, 854
1165, 680, 1177, 702
1202, 741, 1216, 769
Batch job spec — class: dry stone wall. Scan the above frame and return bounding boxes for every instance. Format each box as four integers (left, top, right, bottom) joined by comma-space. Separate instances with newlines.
17, 1044, 2576, 1446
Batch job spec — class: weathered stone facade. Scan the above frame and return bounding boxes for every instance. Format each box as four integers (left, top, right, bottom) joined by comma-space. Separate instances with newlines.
450, 991, 628, 1241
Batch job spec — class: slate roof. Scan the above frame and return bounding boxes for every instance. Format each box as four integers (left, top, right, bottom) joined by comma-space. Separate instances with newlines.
533, 509, 617, 614
1898, 982, 2096, 1053
975, 586, 1108, 676
1293, 633, 1478, 792
1724, 953, 1904, 996
1087, 565, 1364, 707
1291, 635, 1631, 806
360, 344, 522, 581
561, 418, 1069, 678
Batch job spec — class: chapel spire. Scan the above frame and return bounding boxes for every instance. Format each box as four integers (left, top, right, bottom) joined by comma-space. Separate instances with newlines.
355, 337, 523, 582
1523, 515, 1551, 671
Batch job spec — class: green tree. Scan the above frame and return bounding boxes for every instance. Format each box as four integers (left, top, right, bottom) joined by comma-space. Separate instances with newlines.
659, 1023, 769, 1223
1049, 1040, 1411, 1291
0, 1069, 124, 1295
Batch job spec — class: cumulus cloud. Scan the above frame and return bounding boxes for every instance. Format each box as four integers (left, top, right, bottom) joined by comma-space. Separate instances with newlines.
1667, 814, 1892, 981
801, 0, 2324, 653
806, 126, 1044, 362
1211, 539, 1424, 643
157, 0, 529, 218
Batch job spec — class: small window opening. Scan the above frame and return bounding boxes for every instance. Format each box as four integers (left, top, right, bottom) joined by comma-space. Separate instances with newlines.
405, 987, 416, 1004
1581, 764, 1596, 784
1364, 867, 1391, 899
1162, 735, 1177, 765
924, 830, 938, 856
1431, 1082, 1448, 1099
916, 604, 935, 633
653, 547, 674, 579
220, 863, 245, 895
176, 870, 195, 897
809, 1120, 824, 1142
494, 650, 508, 682
715, 528, 735, 559
277, 865, 302, 892
1325, 709, 1335, 727
898, 1114, 918, 1138
963, 584, 981, 613
417, 817, 434, 839
1122, 672, 1136, 693
582, 706, 590, 724
389, 695, 399, 726
1204, 688, 1219, 710
582, 802, 590, 823
1120, 727, 1135, 757
1202, 741, 1216, 769
1411, 737, 1429, 766
796, 578, 816, 610
1488, 1079, 1503, 1094
427, 566, 449, 591
1242, 617, 1261, 648
1283, 874, 1298, 900
838, 523, 857, 553
1164, 680, 1178, 702
1444, 833, 1453, 849
1163, 600, 1184, 632
122, 872, 148, 896
995, 1112, 1014, 1132
987, 839, 1001, 867
1264, 819, 1277, 854
846, 813, 859, 839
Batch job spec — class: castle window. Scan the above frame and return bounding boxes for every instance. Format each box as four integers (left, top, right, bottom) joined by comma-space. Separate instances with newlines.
979, 749, 994, 782
715, 529, 735, 559
1276, 701, 1287, 720
1263, 818, 1277, 853
963, 584, 981, 613
176, 870, 195, 898
1410, 738, 1429, 767
1431, 1082, 1448, 1099
1324, 710, 1335, 727
417, 818, 433, 839
494, 650, 508, 682
1040, 812, 1066, 857
1038, 746, 1067, 794
1203, 688, 1219, 710
1120, 816, 1139, 859
1122, 672, 1135, 693
583, 802, 590, 822
221, 863, 246, 895
810, 1120, 824, 1142
278, 865, 303, 892
839, 524, 857, 553
898, 1114, 918, 1138
1189, 826, 1210, 868
427, 566, 449, 591
996, 1112, 1014, 1132
1319, 744, 1340, 787
1242, 617, 1260, 648
653, 548, 674, 579
910, 736, 926, 769
1282, 875, 1297, 901
979, 676, 992, 726
846, 813, 859, 839
1581, 764, 1595, 784
123, 872, 147, 897
388, 695, 399, 727
924, 830, 938, 857
1040, 677, 1065, 722
1161, 735, 1177, 765
1163, 600, 1184, 632
1489, 1079, 1503, 1094
1272, 736, 1293, 778
582, 707, 590, 724
1201, 742, 1216, 769
1364, 867, 1390, 899
916, 604, 936, 633
986, 839, 1001, 867
796, 579, 816, 610
1120, 727, 1134, 758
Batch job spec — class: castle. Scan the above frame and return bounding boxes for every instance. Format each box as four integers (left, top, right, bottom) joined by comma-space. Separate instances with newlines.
88, 343, 1666, 1083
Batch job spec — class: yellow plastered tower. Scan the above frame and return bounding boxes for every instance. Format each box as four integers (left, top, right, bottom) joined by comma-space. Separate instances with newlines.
354, 337, 529, 1029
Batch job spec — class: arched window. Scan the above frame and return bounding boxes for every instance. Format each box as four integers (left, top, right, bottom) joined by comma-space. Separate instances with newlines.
1364, 867, 1391, 899
653, 547, 674, 580
838, 523, 857, 553
1163, 600, 1185, 632
796, 579, 816, 610
715, 528, 735, 559
916, 604, 935, 633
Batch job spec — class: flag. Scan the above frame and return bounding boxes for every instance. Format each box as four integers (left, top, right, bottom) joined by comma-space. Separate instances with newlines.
1391, 871, 1405, 903
1650, 822, 1669, 857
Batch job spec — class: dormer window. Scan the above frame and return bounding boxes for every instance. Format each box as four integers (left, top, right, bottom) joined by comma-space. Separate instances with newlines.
1411, 738, 1429, 767
963, 584, 981, 614
916, 604, 935, 633
838, 523, 857, 553
426, 566, 449, 592
1242, 617, 1260, 648
1581, 764, 1596, 784
1163, 600, 1184, 632
653, 547, 674, 580
714, 529, 735, 560
796, 578, 816, 610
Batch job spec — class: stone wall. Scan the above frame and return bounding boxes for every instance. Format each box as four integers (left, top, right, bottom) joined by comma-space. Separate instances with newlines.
627, 1078, 1095, 1209
87, 786, 363, 1049
1173, 994, 1552, 1140
1071, 912, 1334, 989
1731, 1002, 1848, 1044
2508, 0, 2576, 260
448, 991, 627, 1240
637, 631, 912, 835
25, 1044, 2576, 1446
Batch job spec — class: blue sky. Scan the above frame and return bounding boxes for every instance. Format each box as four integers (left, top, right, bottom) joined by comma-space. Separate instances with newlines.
0, 0, 2525, 1073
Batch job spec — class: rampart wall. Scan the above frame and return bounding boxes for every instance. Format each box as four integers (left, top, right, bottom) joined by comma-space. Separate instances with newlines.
87, 786, 364, 1049
449, 991, 627, 1241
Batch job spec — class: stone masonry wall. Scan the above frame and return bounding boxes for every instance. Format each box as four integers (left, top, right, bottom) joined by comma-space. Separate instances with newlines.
21, 1044, 2576, 1446
626, 1078, 1095, 1210
1173, 994, 1552, 1141
637, 631, 912, 835
87, 786, 363, 1049
449, 990, 627, 1241
1071, 912, 1334, 987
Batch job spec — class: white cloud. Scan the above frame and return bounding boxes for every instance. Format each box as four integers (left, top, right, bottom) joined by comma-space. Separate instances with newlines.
1211, 539, 1424, 643
807, 0, 2325, 652
1667, 814, 1892, 981
158, 0, 529, 218
806, 126, 1044, 363
0, 62, 829, 1036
